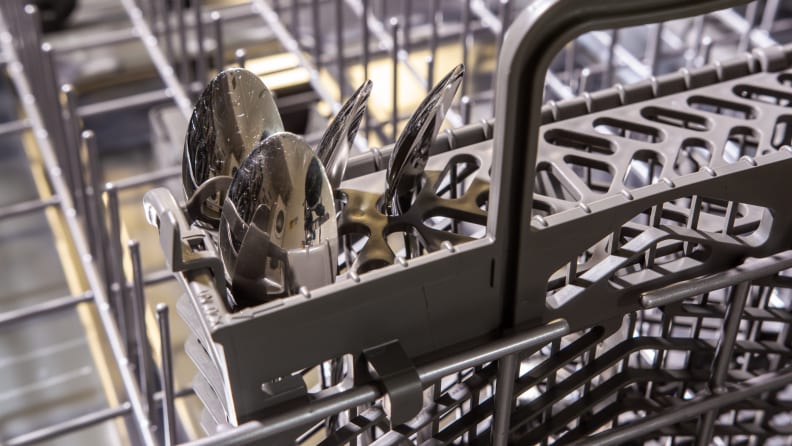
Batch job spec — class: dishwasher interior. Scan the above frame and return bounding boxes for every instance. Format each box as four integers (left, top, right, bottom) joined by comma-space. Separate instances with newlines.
3, 0, 792, 445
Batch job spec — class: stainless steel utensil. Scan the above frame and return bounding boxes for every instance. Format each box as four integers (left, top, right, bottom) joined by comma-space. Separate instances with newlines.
218, 132, 337, 308
384, 64, 465, 215
183, 67, 284, 227
316, 80, 373, 189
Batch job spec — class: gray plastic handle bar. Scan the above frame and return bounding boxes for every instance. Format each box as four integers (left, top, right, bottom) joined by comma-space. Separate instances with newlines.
489, 0, 751, 320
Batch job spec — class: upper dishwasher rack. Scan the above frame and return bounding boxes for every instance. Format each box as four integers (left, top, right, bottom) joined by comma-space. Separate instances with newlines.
5, 0, 792, 445
146, 9, 792, 446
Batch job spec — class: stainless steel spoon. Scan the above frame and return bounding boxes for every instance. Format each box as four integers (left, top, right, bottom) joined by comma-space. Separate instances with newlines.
384, 64, 465, 215
315, 80, 373, 189
219, 132, 337, 307
183, 67, 284, 227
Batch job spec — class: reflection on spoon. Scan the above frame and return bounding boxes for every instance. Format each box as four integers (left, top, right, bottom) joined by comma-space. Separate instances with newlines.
384, 64, 465, 215
218, 132, 337, 308
182, 68, 283, 227
315, 80, 373, 189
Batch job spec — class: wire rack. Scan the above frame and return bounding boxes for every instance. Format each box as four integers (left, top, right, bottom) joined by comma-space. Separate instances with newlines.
3, 0, 792, 445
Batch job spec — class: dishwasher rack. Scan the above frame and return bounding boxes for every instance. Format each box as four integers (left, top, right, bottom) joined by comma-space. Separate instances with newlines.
3, 0, 792, 445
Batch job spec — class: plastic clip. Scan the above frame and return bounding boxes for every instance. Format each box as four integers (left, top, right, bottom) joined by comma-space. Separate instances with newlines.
359, 340, 422, 425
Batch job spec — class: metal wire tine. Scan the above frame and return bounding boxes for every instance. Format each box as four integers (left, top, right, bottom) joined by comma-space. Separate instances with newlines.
578, 67, 590, 94
490, 0, 510, 110
542, 338, 561, 428
129, 240, 156, 423
581, 341, 597, 396
687, 15, 706, 68
312, 0, 322, 69
461, 95, 471, 125
429, 0, 439, 73
710, 282, 751, 392
163, 0, 176, 66
194, 0, 207, 84
426, 55, 434, 92
150, 0, 160, 37
2, 4, 19, 63
462, 0, 472, 97
467, 366, 483, 440
23, 6, 45, 107
403, 0, 412, 53
647, 22, 663, 75
362, 0, 371, 138
156, 303, 177, 446
563, 40, 575, 82
491, 353, 518, 446
211, 11, 224, 73
60, 84, 90, 231
699, 36, 713, 67
737, 1, 758, 53
39, 42, 68, 163
234, 47, 246, 68
336, 0, 346, 100
105, 183, 128, 336
390, 17, 399, 142
376, 0, 386, 20
81, 129, 108, 277
175, 0, 189, 84
604, 29, 618, 89
428, 381, 442, 438
292, 0, 301, 46
697, 280, 750, 445
142, 0, 153, 25
760, 0, 780, 32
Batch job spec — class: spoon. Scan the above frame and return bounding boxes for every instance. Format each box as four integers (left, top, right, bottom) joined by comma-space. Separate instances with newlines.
384, 64, 465, 215
183, 67, 284, 227
315, 80, 373, 189
219, 132, 337, 308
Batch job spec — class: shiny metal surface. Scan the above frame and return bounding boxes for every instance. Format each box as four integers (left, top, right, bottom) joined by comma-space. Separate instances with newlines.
218, 132, 337, 307
315, 80, 372, 190
182, 68, 283, 225
385, 64, 465, 215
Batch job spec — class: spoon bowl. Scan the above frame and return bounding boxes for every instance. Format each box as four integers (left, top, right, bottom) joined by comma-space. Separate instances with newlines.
385, 64, 465, 215
219, 132, 337, 307
316, 80, 373, 189
183, 68, 284, 227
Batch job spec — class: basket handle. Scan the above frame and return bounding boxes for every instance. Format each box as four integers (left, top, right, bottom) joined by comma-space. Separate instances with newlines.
489, 0, 751, 317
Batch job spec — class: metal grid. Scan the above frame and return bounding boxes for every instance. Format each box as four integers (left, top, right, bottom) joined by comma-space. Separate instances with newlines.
1, 0, 792, 445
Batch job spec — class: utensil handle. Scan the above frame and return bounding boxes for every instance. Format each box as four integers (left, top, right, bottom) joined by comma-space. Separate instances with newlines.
489, 0, 750, 310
